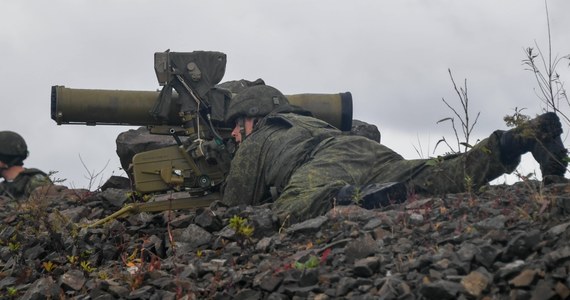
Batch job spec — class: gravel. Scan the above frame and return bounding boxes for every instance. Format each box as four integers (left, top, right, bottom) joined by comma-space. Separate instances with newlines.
2, 179, 570, 299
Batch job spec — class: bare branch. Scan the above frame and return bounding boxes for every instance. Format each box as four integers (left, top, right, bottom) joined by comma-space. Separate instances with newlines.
522, 1, 570, 127
440, 69, 481, 153
79, 154, 110, 191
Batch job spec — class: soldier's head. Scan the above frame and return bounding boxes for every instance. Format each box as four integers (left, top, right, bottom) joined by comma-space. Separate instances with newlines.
225, 85, 289, 143
0, 131, 29, 178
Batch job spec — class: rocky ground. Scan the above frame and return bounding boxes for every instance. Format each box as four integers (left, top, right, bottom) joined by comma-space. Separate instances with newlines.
2, 177, 570, 299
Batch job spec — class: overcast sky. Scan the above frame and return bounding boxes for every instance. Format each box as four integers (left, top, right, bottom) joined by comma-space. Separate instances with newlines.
2, 0, 569, 189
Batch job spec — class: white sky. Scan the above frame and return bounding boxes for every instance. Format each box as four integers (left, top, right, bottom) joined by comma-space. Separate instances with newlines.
1, 0, 569, 189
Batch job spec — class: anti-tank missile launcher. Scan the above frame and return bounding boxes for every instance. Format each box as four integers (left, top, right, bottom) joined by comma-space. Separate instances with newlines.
51, 50, 353, 196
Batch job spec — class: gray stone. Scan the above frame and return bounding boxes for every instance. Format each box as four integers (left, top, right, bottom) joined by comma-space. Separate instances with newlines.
335, 277, 357, 297
281, 284, 314, 297
503, 230, 542, 260
218, 224, 238, 239
254, 271, 283, 292
497, 260, 526, 279
345, 234, 379, 260
105, 281, 130, 298
23, 244, 45, 261
60, 269, 86, 291
530, 279, 557, 300
353, 257, 380, 277
91, 291, 116, 300
194, 208, 223, 232
58, 205, 91, 223
168, 213, 193, 228
405, 197, 437, 210
456, 243, 480, 262
555, 196, 570, 214
127, 285, 155, 299
100, 176, 131, 191
287, 216, 328, 234
0, 277, 16, 290
116, 127, 178, 173
362, 217, 384, 230
509, 289, 531, 300
546, 221, 570, 237
408, 213, 425, 225
143, 234, 165, 257
234, 289, 262, 300
474, 245, 500, 269
20, 277, 61, 300
419, 280, 464, 300
250, 207, 277, 237
256, 237, 273, 252
267, 293, 289, 300
475, 215, 507, 231
172, 224, 212, 248
353, 263, 374, 277
99, 188, 130, 208
148, 276, 176, 290
377, 277, 413, 299
299, 269, 319, 287
392, 237, 413, 254
544, 246, 570, 267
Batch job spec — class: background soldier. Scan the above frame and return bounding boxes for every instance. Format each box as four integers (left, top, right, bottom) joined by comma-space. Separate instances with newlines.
222, 85, 568, 224
0, 131, 52, 200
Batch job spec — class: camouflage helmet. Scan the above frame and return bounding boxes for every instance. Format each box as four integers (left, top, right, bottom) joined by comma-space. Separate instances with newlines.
0, 131, 28, 165
225, 85, 289, 125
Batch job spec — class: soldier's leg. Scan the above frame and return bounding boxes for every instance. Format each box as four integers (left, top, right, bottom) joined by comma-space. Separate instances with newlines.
407, 112, 567, 194
500, 112, 567, 183
406, 131, 515, 194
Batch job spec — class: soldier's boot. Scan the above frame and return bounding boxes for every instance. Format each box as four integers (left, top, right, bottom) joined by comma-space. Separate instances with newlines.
500, 112, 568, 183
335, 182, 407, 209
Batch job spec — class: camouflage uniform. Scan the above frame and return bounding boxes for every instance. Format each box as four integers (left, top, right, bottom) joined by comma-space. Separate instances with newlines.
223, 112, 517, 223
0, 168, 52, 200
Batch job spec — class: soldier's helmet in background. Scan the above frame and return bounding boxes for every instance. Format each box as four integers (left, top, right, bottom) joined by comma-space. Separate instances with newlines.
0, 131, 29, 166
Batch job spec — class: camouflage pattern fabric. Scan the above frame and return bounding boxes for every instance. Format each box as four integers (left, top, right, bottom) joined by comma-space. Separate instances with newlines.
222, 113, 517, 223
223, 113, 341, 207
0, 168, 52, 200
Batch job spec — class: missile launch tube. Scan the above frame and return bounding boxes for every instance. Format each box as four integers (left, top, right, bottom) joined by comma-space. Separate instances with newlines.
51, 86, 353, 131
